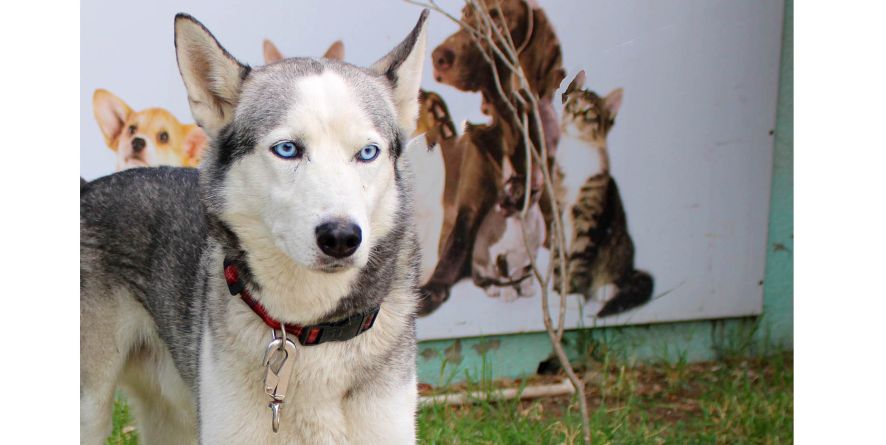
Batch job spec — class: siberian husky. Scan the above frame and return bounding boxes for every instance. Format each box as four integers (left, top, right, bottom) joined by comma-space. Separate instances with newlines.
80, 10, 428, 444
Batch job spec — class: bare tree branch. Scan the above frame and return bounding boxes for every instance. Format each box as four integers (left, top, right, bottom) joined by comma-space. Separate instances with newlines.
406, 2, 592, 443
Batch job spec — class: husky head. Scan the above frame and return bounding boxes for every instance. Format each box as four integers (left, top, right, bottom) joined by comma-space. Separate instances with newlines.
175, 13, 427, 283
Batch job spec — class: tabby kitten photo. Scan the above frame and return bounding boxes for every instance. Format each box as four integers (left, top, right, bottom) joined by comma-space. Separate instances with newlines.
555, 70, 654, 317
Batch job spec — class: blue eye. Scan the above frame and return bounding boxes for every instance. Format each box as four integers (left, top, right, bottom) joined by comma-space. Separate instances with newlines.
356, 144, 380, 162
270, 141, 302, 159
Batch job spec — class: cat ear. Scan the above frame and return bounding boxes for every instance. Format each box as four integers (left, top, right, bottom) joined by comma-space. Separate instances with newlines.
323, 40, 345, 61
604, 88, 624, 118
263, 39, 284, 64
562, 70, 586, 104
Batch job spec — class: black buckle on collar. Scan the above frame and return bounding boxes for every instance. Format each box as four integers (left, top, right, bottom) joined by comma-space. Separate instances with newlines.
297, 307, 380, 346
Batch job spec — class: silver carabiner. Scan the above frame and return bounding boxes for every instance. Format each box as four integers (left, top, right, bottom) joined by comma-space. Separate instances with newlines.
262, 328, 297, 433
269, 400, 282, 433
262, 336, 298, 402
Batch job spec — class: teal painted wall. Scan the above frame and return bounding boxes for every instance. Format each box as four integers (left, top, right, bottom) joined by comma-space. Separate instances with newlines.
416, 0, 793, 385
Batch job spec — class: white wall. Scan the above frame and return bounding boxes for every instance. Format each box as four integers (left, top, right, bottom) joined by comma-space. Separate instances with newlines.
81, 0, 784, 340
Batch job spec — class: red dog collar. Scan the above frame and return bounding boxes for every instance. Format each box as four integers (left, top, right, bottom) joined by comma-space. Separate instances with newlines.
223, 259, 379, 346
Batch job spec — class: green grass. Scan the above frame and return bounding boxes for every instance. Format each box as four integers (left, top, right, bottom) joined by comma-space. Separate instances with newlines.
107, 393, 138, 445
418, 352, 793, 444
109, 353, 792, 444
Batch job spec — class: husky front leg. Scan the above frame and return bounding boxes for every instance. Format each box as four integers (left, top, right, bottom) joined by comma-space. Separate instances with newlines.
80, 352, 118, 445
344, 375, 418, 444
80, 290, 151, 445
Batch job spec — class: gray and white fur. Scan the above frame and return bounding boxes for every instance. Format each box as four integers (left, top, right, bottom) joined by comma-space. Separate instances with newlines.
81, 11, 429, 444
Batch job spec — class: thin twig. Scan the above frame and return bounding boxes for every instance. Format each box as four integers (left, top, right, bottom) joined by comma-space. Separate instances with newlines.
406, 2, 592, 443
461, 0, 571, 329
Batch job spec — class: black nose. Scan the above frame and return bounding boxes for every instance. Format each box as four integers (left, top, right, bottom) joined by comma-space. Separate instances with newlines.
131, 137, 146, 153
432, 46, 455, 72
316, 220, 362, 259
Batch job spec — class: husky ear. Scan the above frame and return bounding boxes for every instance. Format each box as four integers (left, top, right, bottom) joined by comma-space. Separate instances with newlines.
263, 39, 284, 64
175, 14, 250, 139
370, 10, 429, 134
604, 88, 624, 119
323, 40, 345, 61
93, 89, 133, 150
562, 70, 586, 104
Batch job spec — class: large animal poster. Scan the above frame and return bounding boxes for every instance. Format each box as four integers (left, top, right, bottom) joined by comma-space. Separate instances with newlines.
81, 0, 784, 340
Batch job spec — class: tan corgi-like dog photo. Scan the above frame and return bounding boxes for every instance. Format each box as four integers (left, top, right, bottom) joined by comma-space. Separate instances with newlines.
93, 89, 208, 171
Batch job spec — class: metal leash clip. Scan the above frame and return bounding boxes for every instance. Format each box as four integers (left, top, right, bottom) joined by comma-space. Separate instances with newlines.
262, 328, 297, 433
